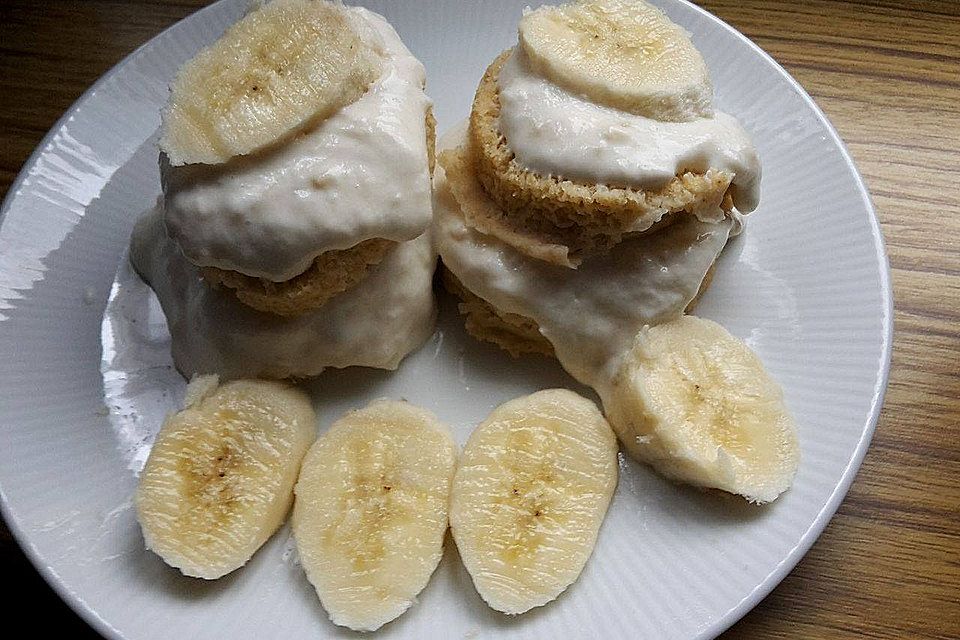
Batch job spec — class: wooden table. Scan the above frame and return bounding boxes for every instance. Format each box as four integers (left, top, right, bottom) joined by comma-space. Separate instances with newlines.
1, 1, 957, 637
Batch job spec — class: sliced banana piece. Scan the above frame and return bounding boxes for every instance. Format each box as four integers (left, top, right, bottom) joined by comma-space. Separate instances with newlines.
450, 389, 618, 615
518, 0, 713, 121
135, 376, 316, 579
160, 0, 382, 165
292, 400, 457, 632
603, 315, 799, 503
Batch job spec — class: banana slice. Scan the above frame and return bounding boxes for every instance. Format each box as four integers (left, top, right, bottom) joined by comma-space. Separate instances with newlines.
292, 400, 457, 632
160, 0, 381, 165
135, 376, 316, 579
603, 316, 800, 503
518, 0, 713, 121
450, 389, 618, 615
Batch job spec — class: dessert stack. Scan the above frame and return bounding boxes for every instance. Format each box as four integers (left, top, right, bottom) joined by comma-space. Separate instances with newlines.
437, 0, 798, 502
131, 0, 438, 379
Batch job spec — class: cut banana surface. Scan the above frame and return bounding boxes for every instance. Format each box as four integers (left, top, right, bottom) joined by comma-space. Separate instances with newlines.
160, 0, 381, 165
450, 389, 618, 615
135, 376, 316, 579
518, 0, 713, 121
292, 400, 458, 632
603, 316, 800, 503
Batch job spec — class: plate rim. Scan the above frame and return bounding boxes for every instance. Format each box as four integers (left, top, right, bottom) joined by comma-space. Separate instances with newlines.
0, 0, 894, 638
669, 1, 894, 637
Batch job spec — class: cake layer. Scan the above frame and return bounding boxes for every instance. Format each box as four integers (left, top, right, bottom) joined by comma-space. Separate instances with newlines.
435, 161, 733, 388
201, 238, 395, 317
467, 50, 756, 263
498, 48, 760, 211
441, 264, 715, 360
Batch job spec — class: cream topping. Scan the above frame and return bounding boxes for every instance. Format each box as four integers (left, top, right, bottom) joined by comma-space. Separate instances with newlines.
497, 49, 761, 214
435, 158, 732, 389
130, 206, 437, 380
162, 7, 433, 281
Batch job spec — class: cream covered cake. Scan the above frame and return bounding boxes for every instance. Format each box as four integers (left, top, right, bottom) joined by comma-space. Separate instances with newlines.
450, 0, 760, 267
131, 208, 436, 380
437, 125, 737, 386
130, 0, 437, 378
437, 0, 798, 503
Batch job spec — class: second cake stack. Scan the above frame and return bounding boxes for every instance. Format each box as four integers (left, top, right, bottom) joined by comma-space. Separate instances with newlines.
437, 0, 762, 388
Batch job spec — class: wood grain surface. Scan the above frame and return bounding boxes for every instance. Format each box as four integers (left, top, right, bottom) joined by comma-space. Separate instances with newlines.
1, 1, 958, 638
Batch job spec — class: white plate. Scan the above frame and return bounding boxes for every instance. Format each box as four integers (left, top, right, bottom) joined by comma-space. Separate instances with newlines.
0, 1, 892, 638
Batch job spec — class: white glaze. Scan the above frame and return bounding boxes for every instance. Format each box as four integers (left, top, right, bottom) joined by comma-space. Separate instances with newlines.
435, 160, 732, 389
498, 49, 761, 214
130, 206, 437, 380
163, 7, 433, 281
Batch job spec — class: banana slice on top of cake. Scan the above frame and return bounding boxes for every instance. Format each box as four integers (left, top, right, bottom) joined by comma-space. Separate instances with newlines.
131, 0, 437, 379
